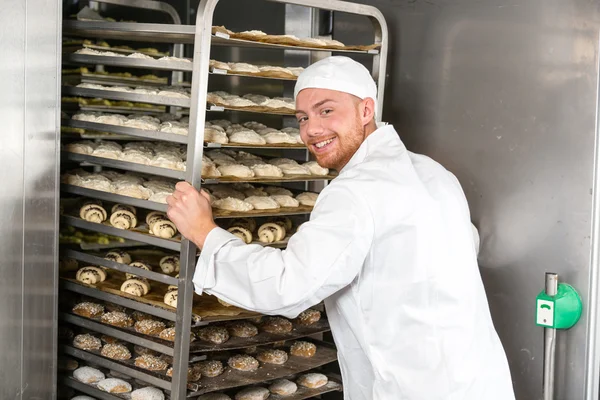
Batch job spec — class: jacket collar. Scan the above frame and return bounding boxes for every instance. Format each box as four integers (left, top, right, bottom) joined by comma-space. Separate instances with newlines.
341, 124, 400, 173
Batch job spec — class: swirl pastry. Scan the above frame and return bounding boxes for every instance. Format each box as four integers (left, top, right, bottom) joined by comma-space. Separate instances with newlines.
227, 226, 253, 244
105, 250, 132, 265
159, 255, 179, 274
110, 209, 137, 230
146, 211, 166, 226
126, 261, 152, 279
149, 217, 177, 239
268, 216, 293, 231
120, 278, 150, 297
230, 217, 256, 232
163, 290, 177, 308
76, 266, 107, 284
257, 222, 286, 243
111, 204, 136, 215
79, 202, 107, 223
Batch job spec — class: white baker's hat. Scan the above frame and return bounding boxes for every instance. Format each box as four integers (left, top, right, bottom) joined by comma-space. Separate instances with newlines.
294, 56, 378, 114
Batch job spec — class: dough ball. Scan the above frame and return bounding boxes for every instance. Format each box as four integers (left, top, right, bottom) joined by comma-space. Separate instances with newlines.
269, 379, 298, 395
234, 387, 269, 400
297, 373, 328, 388
73, 366, 105, 384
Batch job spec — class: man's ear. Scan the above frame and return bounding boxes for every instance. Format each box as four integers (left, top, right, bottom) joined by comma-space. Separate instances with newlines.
360, 97, 376, 125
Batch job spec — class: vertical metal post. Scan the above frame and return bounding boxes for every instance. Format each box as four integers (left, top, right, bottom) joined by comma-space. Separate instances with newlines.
543, 272, 558, 400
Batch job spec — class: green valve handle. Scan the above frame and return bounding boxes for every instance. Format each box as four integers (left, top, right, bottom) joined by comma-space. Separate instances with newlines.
536, 281, 583, 329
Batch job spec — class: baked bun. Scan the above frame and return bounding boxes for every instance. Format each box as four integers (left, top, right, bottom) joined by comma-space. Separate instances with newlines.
195, 360, 224, 377
101, 311, 134, 328
197, 326, 230, 344
73, 366, 105, 384
97, 377, 132, 393
296, 373, 328, 388
290, 341, 317, 358
260, 316, 292, 334
134, 354, 168, 371
227, 321, 258, 338
72, 302, 104, 318
234, 387, 269, 400
268, 379, 298, 395
256, 348, 288, 365
228, 354, 259, 372
134, 319, 165, 336
101, 343, 132, 360
295, 309, 321, 325
73, 333, 102, 351
131, 387, 165, 400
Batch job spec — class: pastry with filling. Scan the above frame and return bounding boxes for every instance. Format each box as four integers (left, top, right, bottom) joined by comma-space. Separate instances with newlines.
72, 302, 104, 318
159, 255, 179, 274
268, 216, 293, 232
101, 343, 132, 361
260, 316, 293, 334
290, 341, 317, 358
73, 333, 102, 351
296, 192, 318, 206
197, 326, 229, 344
120, 278, 151, 297
134, 319, 166, 336
234, 387, 270, 400
126, 261, 152, 279
303, 161, 329, 176
227, 226, 253, 244
163, 290, 177, 308
213, 197, 254, 212
257, 222, 286, 243
73, 366, 105, 384
245, 196, 279, 210
297, 373, 328, 389
76, 266, 107, 284
109, 209, 137, 229
227, 354, 259, 372
97, 378, 132, 393
101, 311, 134, 328
79, 201, 107, 223
270, 195, 299, 208
59, 257, 79, 273
269, 379, 298, 395
256, 348, 288, 365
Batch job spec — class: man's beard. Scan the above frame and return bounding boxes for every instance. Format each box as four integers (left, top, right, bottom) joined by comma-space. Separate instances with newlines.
309, 122, 365, 171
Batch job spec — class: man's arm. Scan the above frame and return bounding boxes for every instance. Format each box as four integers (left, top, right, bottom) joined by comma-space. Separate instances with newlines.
168, 181, 373, 318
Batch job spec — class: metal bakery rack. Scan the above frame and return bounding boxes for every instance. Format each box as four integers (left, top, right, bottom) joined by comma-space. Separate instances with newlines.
58, 0, 388, 398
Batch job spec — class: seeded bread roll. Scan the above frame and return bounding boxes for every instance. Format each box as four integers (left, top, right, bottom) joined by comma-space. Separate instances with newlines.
256, 348, 288, 365
268, 379, 298, 395
158, 327, 196, 343
73, 333, 102, 351
134, 319, 165, 336
196, 360, 224, 377
76, 266, 107, 284
134, 345, 158, 357
97, 377, 132, 393
297, 373, 328, 389
295, 309, 321, 325
260, 316, 292, 334
101, 311, 134, 327
101, 335, 120, 345
72, 302, 104, 318
290, 341, 317, 358
73, 366, 105, 384
228, 321, 258, 338
134, 354, 168, 371
101, 343, 131, 360
234, 387, 270, 400
228, 354, 259, 372
166, 366, 202, 382
197, 326, 230, 344
131, 311, 156, 322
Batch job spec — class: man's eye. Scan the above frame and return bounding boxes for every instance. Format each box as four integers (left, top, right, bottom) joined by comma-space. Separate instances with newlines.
321, 109, 332, 115
297, 117, 308, 123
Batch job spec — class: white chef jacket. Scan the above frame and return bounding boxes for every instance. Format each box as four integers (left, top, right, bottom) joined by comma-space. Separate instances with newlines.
194, 125, 515, 400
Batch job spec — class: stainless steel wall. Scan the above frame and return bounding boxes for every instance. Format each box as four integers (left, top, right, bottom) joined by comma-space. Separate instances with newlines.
335, 0, 600, 399
0, 0, 61, 398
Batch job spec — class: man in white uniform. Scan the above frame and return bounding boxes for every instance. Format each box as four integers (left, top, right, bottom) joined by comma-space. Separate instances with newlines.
167, 56, 515, 399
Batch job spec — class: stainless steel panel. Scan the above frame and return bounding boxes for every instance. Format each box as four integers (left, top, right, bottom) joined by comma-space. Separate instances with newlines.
337, 0, 600, 398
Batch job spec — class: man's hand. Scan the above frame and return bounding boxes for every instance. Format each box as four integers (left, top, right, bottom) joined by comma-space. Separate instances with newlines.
166, 182, 217, 249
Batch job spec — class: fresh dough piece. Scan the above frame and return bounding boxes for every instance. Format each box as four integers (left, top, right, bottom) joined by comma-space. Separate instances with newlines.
296, 192, 318, 206
218, 164, 255, 178
228, 226, 253, 243
303, 161, 329, 176
110, 209, 137, 229
73, 333, 102, 351
234, 387, 269, 400
76, 266, 107, 284
126, 261, 152, 279
163, 290, 177, 307
213, 197, 254, 212
131, 387, 165, 400
205, 127, 229, 144
228, 354, 259, 372
269, 158, 298, 166
71, 395, 95, 400
228, 321, 258, 338
229, 130, 267, 145
101, 343, 132, 361
245, 196, 280, 210
243, 187, 268, 197
97, 378, 132, 393
113, 182, 153, 200
72, 302, 104, 318
196, 360, 224, 377
209, 186, 245, 200
279, 163, 311, 176
79, 202, 107, 223
210, 59, 231, 70
101, 311, 134, 328
295, 308, 321, 325
66, 141, 96, 155
120, 278, 151, 297
259, 65, 294, 76
264, 186, 294, 197
197, 326, 229, 344
159, 255, 180, 273
290, 341, 317, 358
258, 222, 286, 243
134, 319, 166, 336
251, 164, 283, 178
243, 94, 269, 105
260, 316, 292, 333
148, 191, 171, 204
297, 373, 328, 389
225, 96, 258, 108
105, 250, 132, 265
228, 62, 261, 73
269, 379, 298, 395
73, 366, 105, 384
270, 195, 299, 208
263, 131, 297, 144
256, 349, 288, 365
134, 354, 168, 371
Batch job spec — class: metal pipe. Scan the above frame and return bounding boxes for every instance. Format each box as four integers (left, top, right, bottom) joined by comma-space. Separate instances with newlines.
543, 272, 558, 400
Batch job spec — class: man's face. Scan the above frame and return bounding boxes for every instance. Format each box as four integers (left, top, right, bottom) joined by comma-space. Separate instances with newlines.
295, 88, 366, 171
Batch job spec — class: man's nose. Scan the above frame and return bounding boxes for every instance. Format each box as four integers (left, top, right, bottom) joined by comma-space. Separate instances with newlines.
305, 116, 324, 137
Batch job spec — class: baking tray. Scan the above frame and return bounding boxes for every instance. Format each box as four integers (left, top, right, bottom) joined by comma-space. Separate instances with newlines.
80, 105, 167, 114
210, 67, 297, 81
60, 268, 260, 322
260, 378, 342, 400
208, 102, 295, 116
61, 376, 128, 400
63, 152, 186, 180
63, 20, 196, 44
63, 118, 188, 144
63, 86, 191, 108
64, 52, 193, 72
63, 42, 170, 57
79, 73, 169, 87
204, 174, 335, 184
185, 340, 338, 396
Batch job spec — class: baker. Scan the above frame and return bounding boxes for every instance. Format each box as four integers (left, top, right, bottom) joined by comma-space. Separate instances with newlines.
166, 56, 515, 400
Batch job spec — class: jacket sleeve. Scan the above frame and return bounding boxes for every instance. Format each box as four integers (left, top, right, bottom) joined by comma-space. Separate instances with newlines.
193, 183, 374, 318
